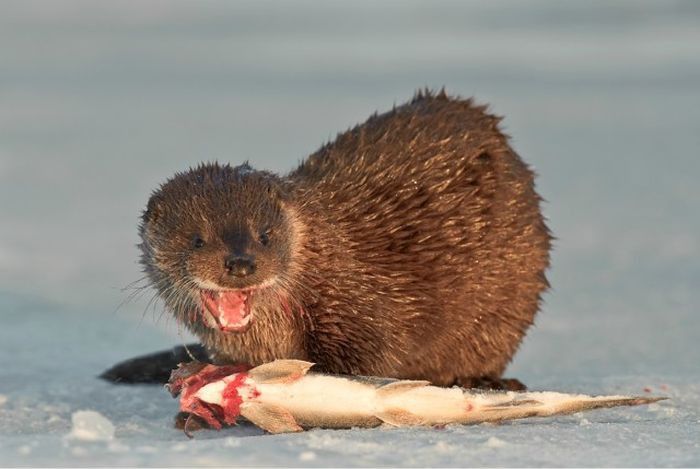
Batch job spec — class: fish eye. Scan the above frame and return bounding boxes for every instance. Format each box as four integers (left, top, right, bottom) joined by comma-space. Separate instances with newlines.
192, 236, 205, 249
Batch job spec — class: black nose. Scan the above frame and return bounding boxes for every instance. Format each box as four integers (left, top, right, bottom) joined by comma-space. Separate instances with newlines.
225, 255, 256, 277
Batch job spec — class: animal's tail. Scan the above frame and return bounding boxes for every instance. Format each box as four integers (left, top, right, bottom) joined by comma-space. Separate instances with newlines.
100, 344, 209, 384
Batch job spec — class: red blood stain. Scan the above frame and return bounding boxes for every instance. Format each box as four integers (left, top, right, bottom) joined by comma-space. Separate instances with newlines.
188, 401, 222, 430
170, 363, 250, 429
465, 402, 474, 412
221, 372, 260, 425
277, 292, 307, 318
643, 387, 652, 393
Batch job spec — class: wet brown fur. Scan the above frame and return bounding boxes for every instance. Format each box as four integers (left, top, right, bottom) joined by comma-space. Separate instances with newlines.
140, 90, 552, 386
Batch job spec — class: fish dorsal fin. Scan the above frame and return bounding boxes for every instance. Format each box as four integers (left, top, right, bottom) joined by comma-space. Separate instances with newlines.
248, 359, 315, 384
376, 380, 430, 397
240, 402, 303, 434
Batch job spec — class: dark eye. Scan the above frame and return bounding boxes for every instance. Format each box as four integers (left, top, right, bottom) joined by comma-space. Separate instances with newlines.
259, 230, 271, 246
192, 236, 205, 249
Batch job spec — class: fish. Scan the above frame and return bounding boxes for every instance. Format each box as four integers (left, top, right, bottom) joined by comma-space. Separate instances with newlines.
166, 359, 666, 436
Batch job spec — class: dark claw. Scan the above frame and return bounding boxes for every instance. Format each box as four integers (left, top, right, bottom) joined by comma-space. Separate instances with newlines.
175, 411, 211, 438
184, 413, 195, 439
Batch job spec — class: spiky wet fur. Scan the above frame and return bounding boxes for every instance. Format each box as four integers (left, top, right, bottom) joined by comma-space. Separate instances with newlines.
140, 90, 552, 386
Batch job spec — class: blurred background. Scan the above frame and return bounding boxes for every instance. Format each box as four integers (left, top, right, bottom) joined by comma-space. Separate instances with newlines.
0, 1, 698, 466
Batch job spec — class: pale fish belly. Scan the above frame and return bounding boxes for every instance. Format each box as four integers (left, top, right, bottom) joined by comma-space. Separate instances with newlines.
251, 374, 382, 428
378, 385, 469, 425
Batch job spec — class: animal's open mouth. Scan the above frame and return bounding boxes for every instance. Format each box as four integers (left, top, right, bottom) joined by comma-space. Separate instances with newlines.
200, 290, 254, 332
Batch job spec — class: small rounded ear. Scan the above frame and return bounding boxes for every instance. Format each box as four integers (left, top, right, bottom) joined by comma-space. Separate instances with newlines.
144, 193, 165, 224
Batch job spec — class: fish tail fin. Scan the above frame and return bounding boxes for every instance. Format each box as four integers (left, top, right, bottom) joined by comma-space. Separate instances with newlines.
480, 394, 667, 421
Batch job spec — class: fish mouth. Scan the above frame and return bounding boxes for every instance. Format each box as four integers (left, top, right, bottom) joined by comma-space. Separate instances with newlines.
200, 289, 254, 333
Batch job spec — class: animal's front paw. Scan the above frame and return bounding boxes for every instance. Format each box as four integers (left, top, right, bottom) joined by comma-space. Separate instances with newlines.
454, 376, 527, 391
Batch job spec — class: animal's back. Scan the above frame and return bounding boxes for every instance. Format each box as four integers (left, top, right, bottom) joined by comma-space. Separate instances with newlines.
290, 91, 551, 385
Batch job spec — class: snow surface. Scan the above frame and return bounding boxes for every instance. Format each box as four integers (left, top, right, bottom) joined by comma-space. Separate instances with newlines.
1, 1, 699, 466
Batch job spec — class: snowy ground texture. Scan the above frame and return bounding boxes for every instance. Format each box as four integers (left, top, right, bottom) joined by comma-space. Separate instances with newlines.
1, 1, 699, 466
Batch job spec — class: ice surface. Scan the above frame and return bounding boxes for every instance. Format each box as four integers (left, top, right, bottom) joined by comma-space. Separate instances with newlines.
485, 437, 507, 449
67, 411, 116, 442
1, 0, 699, 466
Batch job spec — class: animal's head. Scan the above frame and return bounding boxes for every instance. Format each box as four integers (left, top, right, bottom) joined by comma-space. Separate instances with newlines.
139, 162, 300, 333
